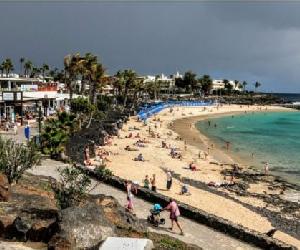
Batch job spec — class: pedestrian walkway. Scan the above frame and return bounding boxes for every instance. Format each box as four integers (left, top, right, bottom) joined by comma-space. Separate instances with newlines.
28, 160, 259, 250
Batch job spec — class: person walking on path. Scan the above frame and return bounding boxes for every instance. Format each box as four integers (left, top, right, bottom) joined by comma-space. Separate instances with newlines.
13, 123, 18, 135
164, 199, 184, 235
166, 171, 172, 190
150, 174, 157, 192
125, 180, 137, 213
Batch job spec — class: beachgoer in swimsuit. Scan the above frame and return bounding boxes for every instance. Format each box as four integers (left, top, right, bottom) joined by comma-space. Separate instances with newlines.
264, 162, 269, 175
166, 171, 172, 190
143, 175, 150, 189
151, 174, 157, 192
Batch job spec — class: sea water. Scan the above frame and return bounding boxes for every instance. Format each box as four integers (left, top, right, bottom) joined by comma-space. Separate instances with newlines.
196, 111, 300, 184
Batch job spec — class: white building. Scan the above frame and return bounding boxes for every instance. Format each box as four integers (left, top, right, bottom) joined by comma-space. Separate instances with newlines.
0, 75, 71, 124
211, 79, 242, 92
141, 72, 183, 91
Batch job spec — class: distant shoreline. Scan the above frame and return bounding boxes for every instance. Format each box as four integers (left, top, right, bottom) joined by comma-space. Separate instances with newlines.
103, 104, 300, 247
171, 108, 300, 187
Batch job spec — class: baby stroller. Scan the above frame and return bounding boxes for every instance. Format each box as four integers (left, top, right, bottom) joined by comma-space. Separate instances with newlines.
147, 204, 165, 227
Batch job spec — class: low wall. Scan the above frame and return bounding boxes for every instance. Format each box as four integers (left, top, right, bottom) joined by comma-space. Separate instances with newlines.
78, 166, 295, 250
159, 168, 300, 240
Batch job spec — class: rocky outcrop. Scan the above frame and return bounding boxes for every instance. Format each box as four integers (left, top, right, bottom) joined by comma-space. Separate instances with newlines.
0, 175, 59, 242
49, 194, 147, 249
53, 202, 114, 249
0, 174, 11, 202
67, 114, 128, 164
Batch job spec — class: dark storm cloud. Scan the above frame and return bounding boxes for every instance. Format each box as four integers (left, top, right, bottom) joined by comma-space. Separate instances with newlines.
0, 2, 300, 92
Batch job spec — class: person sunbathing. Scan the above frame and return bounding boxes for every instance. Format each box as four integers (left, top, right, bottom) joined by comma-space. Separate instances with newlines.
162, 141, 168, 148
189, 162, 197, 171
180, 184, 191, 195
142, 138, 150, 143
150, 132, 156, 138
126, 132, 133, 138
134, 153, 145, 162
135, 133, 141, 138
125, 145, 139, 151
134, 141, 146, 148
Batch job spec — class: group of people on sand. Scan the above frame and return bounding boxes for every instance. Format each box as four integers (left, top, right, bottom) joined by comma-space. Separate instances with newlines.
170, 147, 182, 160
84, 145, 112, 167
143, 174, 157, 191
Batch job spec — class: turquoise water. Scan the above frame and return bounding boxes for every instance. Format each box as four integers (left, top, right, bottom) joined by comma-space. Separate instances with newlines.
196, 111, 300, 183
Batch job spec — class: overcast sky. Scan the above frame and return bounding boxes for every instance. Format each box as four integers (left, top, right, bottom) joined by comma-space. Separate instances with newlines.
1, 2, 300, 93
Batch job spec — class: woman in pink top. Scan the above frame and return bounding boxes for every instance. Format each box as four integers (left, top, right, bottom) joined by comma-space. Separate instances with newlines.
164, 199, 184, 235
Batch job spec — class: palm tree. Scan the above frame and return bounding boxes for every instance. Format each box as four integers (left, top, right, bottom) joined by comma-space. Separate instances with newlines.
82, 53, 97, 95
0, 64, 4, 77
31, 67, 41, 78
20, 57, 25, 76
89, 62, 105, 105
154, 74, 161, 100
254, 81, 261, 92
64, 54, 77, 100
234, 80, 239, 89
24, 60, 33, 77
223, 79, 233, 95
121, 69, 138, 107
242, 81, 247, 93
183, 70, 197, 93
199, 74, 212, 95
41, 63, 49, 79
2, 58, 14, 77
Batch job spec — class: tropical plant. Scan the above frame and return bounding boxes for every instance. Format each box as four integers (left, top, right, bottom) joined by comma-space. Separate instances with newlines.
41, 112, 77, 158
20, 57, 25, 76
41, 63, 49, 79
64, 54, 78, 100
0, 136, 40, 184
115, 69, 138, 107
24, 60, 33, 77
94, 164, 113, 180
54, 165, 91, 209
234, 80, 239, 89
70, 97, 95, 128
183, 70, 198, 93
0, 64, 4, 77
254, 81, 261, 92
242, 81, 247, 92
31, 67, 41, 78
89, 62, 105, 105
199, 74, 213, 95
2, 58, 14, 77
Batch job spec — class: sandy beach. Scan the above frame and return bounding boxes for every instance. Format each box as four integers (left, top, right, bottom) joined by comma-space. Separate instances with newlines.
100, 104, 300, 248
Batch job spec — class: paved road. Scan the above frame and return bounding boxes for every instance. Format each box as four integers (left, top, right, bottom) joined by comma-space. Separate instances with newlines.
28, 160, 259, 250
0, 124, 38, 143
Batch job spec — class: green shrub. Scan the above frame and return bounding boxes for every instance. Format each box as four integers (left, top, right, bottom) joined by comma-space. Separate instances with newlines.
41, 112, 76, 158
54, 165, 91, 209
94, 165, 113, 180
0, 137, 40, 184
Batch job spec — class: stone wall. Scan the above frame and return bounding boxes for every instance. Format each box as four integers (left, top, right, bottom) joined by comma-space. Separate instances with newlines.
79, 166, 296, 250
